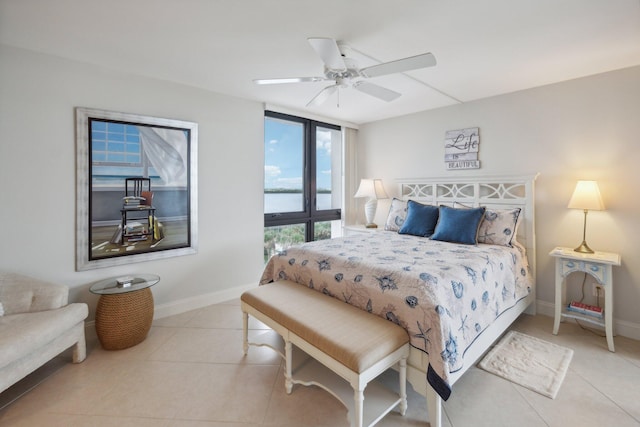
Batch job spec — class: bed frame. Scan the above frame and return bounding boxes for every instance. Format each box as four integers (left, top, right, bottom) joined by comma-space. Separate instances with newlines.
395, 173, 539, 426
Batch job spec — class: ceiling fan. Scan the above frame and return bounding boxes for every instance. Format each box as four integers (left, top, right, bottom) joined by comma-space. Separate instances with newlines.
254, 37, 437, 107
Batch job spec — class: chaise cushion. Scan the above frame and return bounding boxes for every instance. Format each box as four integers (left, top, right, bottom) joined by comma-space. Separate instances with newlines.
242, 281, 409, 373
0, 272, 68, 314
0, 303, 88, 370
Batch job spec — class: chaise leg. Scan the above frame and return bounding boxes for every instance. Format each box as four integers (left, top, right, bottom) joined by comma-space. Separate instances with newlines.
426, 384, 442, 427
399, 358, 407, 416
72, 334, 86, 363
242, 311, 249, 355
285, 341, 293, 394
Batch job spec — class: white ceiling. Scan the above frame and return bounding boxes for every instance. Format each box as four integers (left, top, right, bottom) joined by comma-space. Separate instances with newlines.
1, 0, 639, 125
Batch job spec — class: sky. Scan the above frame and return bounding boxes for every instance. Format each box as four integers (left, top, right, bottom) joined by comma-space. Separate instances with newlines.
264, 117, 336, 191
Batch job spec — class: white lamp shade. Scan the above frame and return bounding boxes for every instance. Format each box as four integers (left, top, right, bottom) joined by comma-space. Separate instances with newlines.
567, 180, 605, 211
354, 179, 389, 199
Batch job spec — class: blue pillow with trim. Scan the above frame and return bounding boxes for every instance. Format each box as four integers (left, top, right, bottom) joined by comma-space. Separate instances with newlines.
398, 200, 439, 237
430, 205, 486, 245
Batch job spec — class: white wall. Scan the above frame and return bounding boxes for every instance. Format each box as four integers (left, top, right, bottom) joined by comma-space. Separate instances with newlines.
2, 43, 639, 338
358, 66, 640, 337
0, 45, 266, 318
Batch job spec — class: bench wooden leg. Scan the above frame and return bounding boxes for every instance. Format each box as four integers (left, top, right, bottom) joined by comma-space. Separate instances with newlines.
285, 340, 293, 394
242, 311, 249, 355
353, 387, 364, 427
399, 358, 407, 416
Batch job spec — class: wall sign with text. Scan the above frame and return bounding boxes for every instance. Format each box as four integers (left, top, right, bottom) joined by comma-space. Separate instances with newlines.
444, 127, 480, 170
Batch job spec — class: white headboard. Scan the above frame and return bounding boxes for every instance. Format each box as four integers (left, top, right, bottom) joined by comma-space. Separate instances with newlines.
396, 174, 539, 285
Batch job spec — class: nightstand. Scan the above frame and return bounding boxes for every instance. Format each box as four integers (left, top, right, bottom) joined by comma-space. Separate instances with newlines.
343, 224, 383, 236
550, 247, 621, 352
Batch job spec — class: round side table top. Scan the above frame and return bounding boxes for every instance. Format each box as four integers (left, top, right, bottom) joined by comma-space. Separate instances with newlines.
90, 274, 160, 295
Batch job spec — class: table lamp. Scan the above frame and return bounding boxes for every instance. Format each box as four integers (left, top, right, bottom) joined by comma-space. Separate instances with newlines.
567, 180, 604, 253
354, 179, 388, 228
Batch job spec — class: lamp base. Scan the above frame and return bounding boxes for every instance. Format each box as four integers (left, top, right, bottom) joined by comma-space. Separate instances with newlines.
363, 198, 378, 229
574, 241, 595, 254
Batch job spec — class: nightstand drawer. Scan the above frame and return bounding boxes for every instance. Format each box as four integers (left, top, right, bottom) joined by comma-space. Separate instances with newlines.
559, 259, 607, 283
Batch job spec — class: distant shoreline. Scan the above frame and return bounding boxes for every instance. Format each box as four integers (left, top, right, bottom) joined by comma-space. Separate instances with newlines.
265, 189, 331, 194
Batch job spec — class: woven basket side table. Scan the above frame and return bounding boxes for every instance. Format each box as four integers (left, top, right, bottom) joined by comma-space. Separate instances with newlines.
90, 274, 159, 351
95, 288, 154, 350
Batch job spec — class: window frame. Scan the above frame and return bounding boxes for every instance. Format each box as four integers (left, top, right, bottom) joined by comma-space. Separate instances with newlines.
264, 111, 341, 242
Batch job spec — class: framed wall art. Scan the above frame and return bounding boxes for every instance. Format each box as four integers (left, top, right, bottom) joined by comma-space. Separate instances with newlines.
75, 107, 198, 270
444, 127, 480, 170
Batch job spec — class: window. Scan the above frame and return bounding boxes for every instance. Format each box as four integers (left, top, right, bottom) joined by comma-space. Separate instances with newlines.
91, 121, 141, 164
90, 120, 172, 187
264, 111, 342, 261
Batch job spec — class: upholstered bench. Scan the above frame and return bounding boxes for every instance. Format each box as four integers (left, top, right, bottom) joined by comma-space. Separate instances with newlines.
241, 280, 410, 427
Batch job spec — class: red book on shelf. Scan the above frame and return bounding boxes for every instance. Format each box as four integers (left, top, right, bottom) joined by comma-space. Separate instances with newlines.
568, 301, 603, 318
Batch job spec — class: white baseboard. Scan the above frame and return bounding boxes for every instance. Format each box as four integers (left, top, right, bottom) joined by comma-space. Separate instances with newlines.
536, 299, 640, 341
153, 282, 256, 319
84, 321, 96, 343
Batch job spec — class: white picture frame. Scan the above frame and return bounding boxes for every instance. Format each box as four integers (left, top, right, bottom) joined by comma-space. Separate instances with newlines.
75, 107, 198, 271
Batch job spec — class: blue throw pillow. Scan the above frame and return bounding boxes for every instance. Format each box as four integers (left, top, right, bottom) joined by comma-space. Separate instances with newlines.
431, 205, 486, 245
398, 200, 439, 237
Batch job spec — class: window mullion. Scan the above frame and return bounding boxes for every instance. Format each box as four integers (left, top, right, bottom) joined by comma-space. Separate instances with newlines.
263, 111, 342, 260
308, 121, 315, 215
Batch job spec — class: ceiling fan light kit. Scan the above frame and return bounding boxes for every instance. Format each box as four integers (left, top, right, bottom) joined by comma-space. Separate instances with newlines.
254, 37, 436, 107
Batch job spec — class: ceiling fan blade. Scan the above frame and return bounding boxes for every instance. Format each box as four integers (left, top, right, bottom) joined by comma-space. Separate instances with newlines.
353, 81, 401, 102
308, 37, 346, 70
306, 84, 339, 107
253, 76, 328, 85
360, 53, 436, 78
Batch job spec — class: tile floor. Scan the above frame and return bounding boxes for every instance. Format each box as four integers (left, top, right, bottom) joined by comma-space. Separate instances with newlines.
1, 299, 639, 426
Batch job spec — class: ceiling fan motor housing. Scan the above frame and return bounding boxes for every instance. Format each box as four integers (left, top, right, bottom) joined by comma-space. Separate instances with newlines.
325, 65, 360, 83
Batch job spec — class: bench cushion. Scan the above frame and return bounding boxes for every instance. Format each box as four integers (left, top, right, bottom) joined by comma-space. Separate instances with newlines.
241, 280, 409, 373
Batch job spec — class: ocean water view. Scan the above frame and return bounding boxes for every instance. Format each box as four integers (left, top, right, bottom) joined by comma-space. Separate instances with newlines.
264, 193, 333, 213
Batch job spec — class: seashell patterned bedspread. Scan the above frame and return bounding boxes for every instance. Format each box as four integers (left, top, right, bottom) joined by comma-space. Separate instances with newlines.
260, 232, 532, 400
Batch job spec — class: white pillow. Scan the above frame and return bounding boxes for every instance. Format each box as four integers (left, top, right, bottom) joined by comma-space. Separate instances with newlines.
477, 208, 522, 247
384, 198, 407, 231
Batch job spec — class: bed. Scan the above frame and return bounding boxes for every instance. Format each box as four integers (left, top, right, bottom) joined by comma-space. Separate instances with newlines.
260, 174, 538, 427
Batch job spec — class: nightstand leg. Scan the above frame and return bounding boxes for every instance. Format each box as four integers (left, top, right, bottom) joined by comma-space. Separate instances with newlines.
604, 271, 615, 352
605, 317, 615, 352
553, 266, 564, 335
